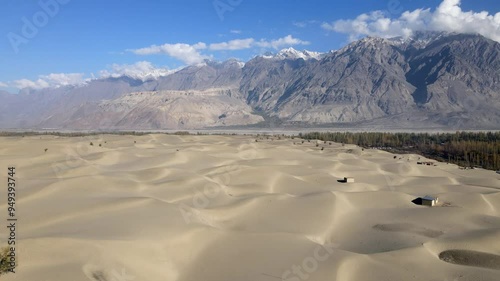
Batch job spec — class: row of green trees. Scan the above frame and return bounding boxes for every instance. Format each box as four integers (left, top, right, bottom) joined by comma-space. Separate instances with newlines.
299, 132, 500, 171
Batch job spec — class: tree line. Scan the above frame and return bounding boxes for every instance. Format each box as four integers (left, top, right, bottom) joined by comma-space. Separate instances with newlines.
299, 131, 500, 171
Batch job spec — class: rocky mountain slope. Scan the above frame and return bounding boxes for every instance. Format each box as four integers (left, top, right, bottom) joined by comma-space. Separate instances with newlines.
1, 32, 499, 130
241, 32, 500, 128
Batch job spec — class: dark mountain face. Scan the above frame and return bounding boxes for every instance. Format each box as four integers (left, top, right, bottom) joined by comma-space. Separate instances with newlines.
155, 59, 244, 91
401, 34, 500, 128
240, 37, 417, 123
240, 56, 312, 111
238, 32, 499, 127
1, 32, 499, 130
407, 34, 500, 106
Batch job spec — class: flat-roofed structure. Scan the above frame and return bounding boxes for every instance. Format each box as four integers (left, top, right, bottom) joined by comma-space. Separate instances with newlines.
421, 196, 439, 207
344, 177, 355, 183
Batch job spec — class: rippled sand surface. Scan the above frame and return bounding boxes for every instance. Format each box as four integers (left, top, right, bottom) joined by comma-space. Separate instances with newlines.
1, 134, 499, 281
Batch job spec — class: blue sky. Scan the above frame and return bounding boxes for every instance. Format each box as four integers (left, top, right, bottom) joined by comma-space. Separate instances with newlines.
0, 0, 498, 92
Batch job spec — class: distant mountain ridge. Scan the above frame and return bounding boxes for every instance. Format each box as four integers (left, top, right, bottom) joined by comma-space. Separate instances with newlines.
1, 32, 499, 130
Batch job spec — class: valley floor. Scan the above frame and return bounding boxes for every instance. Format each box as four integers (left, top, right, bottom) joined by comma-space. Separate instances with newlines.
0, 134, 499, 281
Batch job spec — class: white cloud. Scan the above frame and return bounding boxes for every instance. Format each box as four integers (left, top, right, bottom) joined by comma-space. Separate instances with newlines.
43, 73, 86, 86
11, 79, 48, 89
210, 35, 309, 51
9, 73, 86, 90
99, 61, 174, 80
293, 20, 318, 28
209, 38, 255, 50
322, 0, 500, 42
5, 35, 311, 91
256, 35, 310, 49
131, 35, 310, 60
130, 42, 209, 64
230, 29, 242, 34
294, 22, 307, 28
5, 62, 177, 90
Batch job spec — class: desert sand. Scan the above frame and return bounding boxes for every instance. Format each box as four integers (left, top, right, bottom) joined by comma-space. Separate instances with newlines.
0, 134, 499, 281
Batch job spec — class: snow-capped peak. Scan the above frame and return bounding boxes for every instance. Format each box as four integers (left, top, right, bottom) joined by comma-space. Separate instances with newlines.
276, 47, 322, 60
260, 48, 323, 60
387, 31, 450, 49
222, 58, 245, 68
110, 69, 175, 81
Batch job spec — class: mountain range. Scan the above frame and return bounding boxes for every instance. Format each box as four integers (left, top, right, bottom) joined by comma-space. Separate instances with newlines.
1, 31, 499, 130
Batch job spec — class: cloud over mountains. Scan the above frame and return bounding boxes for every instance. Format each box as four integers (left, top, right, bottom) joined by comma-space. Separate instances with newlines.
129, 35, 309, 64
10, 73, 87, 90
4, 62, 173, 90
3, 33, 310, 90
323, 0, 500, 42
99, 61, 174, 80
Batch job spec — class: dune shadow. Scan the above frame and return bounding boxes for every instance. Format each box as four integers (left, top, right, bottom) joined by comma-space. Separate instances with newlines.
439, 250, 500, 270
373, 223, 443, 238
411, 198, 423, 205
91, 271, 107, 281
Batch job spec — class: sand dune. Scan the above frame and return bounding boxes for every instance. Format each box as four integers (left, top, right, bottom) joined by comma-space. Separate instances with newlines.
0, 134, 499, 281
